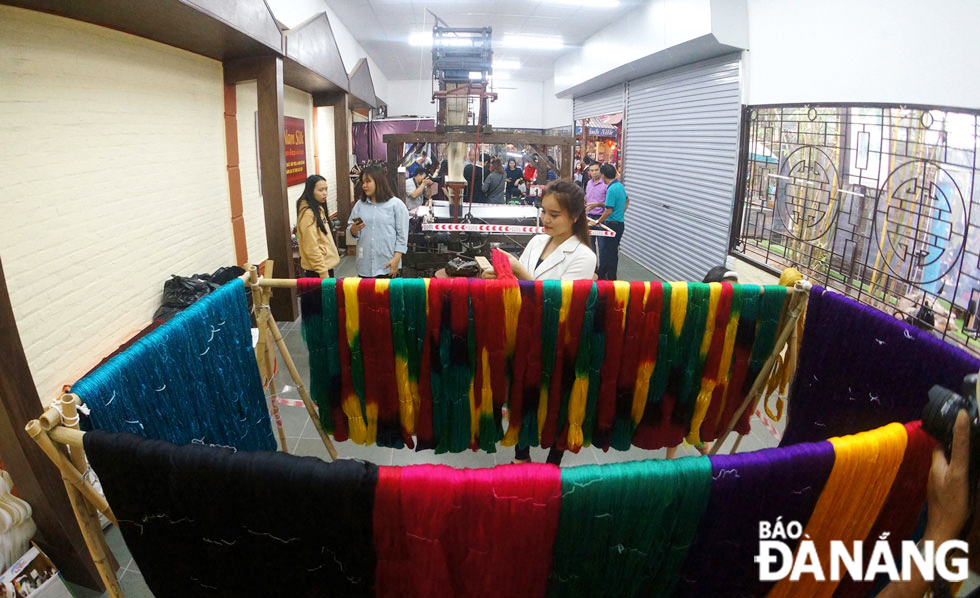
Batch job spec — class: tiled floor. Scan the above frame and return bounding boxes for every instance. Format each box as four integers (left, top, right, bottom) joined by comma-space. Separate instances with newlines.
68, 255, 979, 596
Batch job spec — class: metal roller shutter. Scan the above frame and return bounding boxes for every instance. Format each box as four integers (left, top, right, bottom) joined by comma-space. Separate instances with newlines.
572, 84, 625, 120
621, 55, 741, 282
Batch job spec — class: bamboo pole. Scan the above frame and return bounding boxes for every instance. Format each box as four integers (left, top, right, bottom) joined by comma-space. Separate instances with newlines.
248, 266, 339, 461
25, 420, 123, 598
250, 262, 289, 453
709, 280, 812, 455
25, 420, 117, 526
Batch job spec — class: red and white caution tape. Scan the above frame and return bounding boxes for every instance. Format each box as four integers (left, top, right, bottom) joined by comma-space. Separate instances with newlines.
274, 397, 306, 408
421, 222, 616, 237
755, 408, 782, 441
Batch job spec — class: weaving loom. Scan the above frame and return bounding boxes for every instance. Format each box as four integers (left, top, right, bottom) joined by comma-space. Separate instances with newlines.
27, 266, 977, 596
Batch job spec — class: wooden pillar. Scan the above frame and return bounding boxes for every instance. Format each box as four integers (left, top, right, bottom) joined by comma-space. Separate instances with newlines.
562, 143, 574, 179
386, 140, 400, 201
225, 56, 296, 321
0, 258, 109, 590
330, 93, 353, 235
224, 84, 248, 266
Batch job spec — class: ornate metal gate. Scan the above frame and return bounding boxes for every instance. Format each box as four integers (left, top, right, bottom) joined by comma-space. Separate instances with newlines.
731, 104, 980, 353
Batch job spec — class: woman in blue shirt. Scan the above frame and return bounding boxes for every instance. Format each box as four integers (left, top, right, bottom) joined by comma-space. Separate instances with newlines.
347, 164, 409, 278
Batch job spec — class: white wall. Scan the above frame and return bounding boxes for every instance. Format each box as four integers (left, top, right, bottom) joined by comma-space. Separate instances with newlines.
236, 84, 316, 262
316, 106, 339, 217
493, 80, 544, 129
386, 79, 548, 129
386, 80, 437, 119
542, 77, 573, 130
264, 0, 390, 102
554, 0, 730, 94
744, 0, 980, 110
0, 6, 236, 402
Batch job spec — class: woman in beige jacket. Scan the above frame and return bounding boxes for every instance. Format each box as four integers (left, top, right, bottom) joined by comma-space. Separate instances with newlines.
295, 174, 340, 278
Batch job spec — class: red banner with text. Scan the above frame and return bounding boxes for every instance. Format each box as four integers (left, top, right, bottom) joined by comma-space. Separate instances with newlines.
284, 116, 307, 187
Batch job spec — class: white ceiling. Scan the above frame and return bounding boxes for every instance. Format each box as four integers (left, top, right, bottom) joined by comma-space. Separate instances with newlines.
323, 0, 642, 83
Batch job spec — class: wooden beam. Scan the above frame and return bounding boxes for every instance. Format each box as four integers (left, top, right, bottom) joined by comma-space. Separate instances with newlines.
253, 55, 297, 320
331, 93, 353, 235
382, 131, 575, 146
0, 257, 109, 591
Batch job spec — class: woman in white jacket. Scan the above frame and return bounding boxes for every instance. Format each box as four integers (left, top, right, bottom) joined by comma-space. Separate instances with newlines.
495, 179, 597, 281
487, 180, 596, 465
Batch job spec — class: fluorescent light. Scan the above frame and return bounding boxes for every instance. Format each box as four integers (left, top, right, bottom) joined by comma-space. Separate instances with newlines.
409, 32, 431, 46
440, 38, 473, 47
544, 0, 619, 6
493, 71, 511, 80
409, 32, 473, 47
469, 71, 484, 80
501, 34, 564, 50
493, 59, 521, 70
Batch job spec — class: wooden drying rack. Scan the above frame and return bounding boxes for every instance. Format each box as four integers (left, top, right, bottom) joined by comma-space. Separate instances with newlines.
24, 266, 809, 596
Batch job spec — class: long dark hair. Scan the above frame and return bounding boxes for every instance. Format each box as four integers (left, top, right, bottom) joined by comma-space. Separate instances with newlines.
296, 174, 329, 234
543, 180, 590, 246
359, 164, 396, 202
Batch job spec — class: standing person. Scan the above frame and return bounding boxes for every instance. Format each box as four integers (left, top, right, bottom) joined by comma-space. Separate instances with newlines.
295, 174, 340, 278
406, 154, 425, 178
505, 158, 521, 198
463, 153, 486, 203
545, 156, 559, 181
404, 166, 434, 211
595, 163, 627, 280
584, 162, 608, 221
484, 180, 596, 466
347, 164, 409, 278
482, 157, 507, 204
523, 156, 538, 186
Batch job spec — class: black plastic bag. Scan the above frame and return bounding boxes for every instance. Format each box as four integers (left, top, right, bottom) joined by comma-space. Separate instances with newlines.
210, 265, 246, 285
152, 275, 214, 321
446, 257, 481, 278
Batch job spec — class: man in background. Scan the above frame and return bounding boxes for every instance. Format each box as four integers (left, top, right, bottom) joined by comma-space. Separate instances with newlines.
406, 153, 425, 178
463, 153, 486, 202
595, 163, 627, 280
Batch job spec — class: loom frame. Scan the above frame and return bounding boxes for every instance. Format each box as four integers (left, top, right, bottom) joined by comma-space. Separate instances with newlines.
25, 275, 809, 596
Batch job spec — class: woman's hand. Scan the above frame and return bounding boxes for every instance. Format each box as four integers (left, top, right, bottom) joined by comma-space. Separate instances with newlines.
924, 410, 972, 543
384, 255, 401, 277
481, 269, 497, 279
350, 220, 366, 235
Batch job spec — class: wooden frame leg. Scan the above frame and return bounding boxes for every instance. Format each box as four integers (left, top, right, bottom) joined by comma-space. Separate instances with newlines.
709, 285, 810, 456
250, 263, 290, 453
248, 265, 338, 461
263, 311, 338, 461
26, 420, 122, 598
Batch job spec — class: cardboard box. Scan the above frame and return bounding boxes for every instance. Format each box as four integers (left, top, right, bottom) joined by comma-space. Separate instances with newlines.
0, 545, 72, 598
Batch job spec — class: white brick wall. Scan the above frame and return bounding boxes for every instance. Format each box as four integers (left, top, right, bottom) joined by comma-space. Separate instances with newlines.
316, 106, 338, 217
0, 6, 236, 403
237, 83, 316, 264
236, 81, 265, 263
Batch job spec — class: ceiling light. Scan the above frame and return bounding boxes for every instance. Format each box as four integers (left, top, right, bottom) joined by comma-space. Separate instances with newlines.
409, 32, 473, 47
544, 0, 619, 6
501, 34, 564, 50
409, 32, 431, 46
493, 59, 521, 70
469, 72, 484, 80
